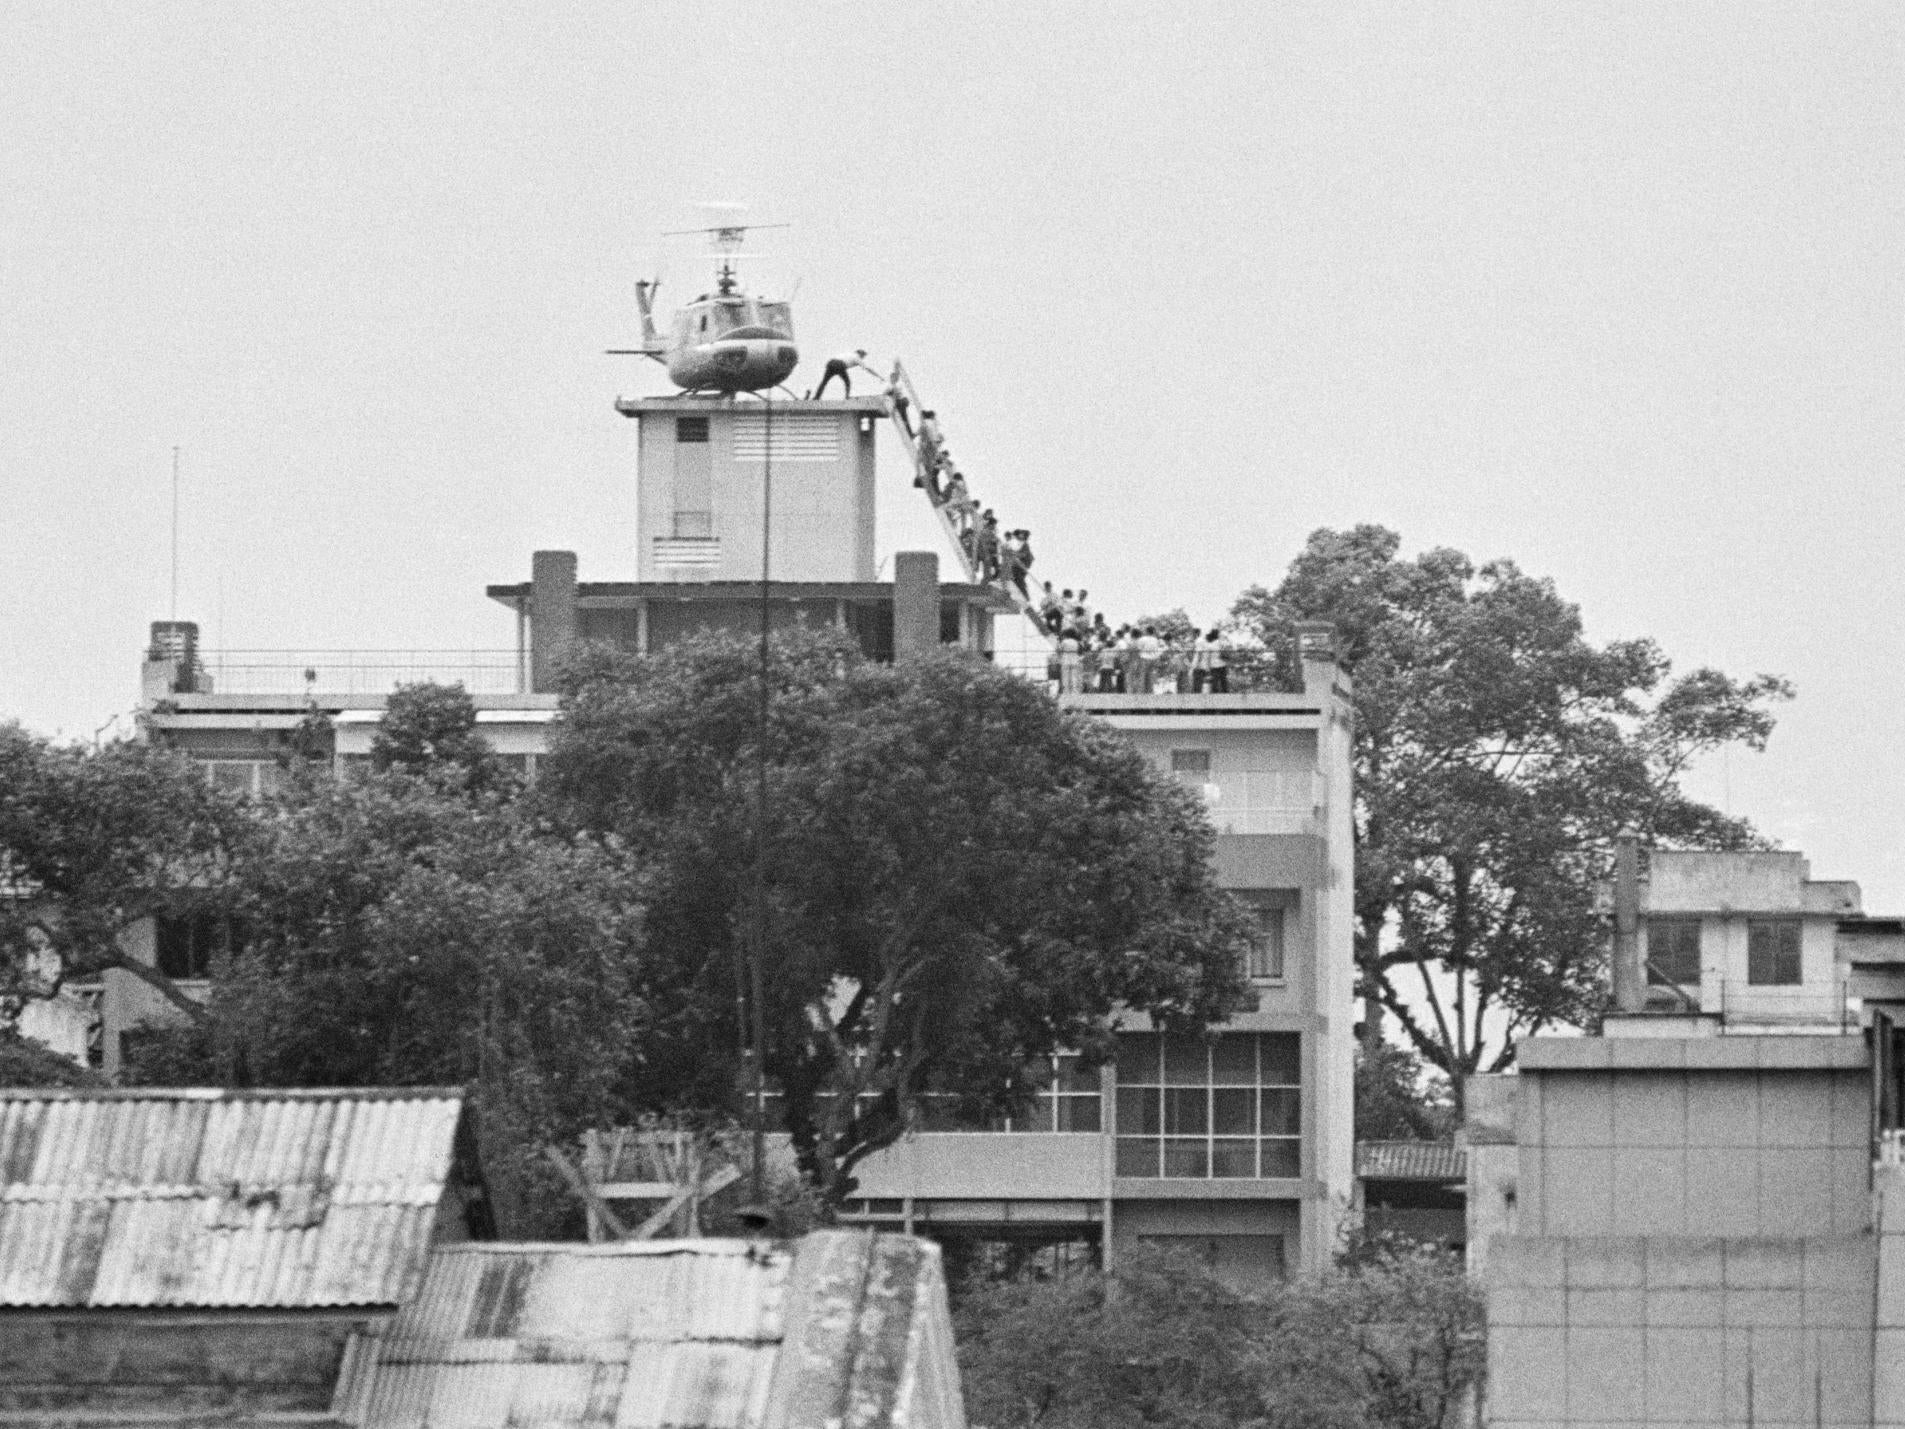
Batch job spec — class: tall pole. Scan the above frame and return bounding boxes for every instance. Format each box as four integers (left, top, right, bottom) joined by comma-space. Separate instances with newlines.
751, 396, 773, 1206
170, 446, 180, 620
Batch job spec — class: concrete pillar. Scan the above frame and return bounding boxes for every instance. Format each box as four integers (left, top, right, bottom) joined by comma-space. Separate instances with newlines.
1293, 621, 1338, 698
1612, 830, 1645, 1014
1876, 1162, 1905, 1425
530, 550, 578, 693
893, 551, 938, 663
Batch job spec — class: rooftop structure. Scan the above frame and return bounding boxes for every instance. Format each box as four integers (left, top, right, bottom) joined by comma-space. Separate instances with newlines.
333, 1231, 967, 1429
0, 1086, 482, 1420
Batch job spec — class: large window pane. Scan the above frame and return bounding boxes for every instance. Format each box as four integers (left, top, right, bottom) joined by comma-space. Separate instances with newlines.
1261, 1138, 1301, 1178
1647, 918, 1702, 987
1748, 919, 1802, 986
1118, 1087, 1161, 1135
1116, 1034, 1160, 1085
1261, 1088, 1301, 1136
1164, 1088, 1208, 1135
1053, 1056, 1098, 1094
1211, 1140, 1256, 1178
1211, 1035, 1257, 1085
1116, 1138, 1159, 1177
1163, 1139, 1209, 1178
1261, 1033, 1301, 1085
1213, 1088, 1255, 1135
1009, 1095, 1054, 1132
1164, 1036, 1208, 1085
1057, 1096, 1101, 1133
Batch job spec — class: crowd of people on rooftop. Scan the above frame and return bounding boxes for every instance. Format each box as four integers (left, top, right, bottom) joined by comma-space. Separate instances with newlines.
1032, 593, 1233, 695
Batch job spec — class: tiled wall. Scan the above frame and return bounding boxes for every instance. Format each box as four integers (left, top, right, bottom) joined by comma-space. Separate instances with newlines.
1487, 1235, 1875, 1427
1518, 1068, 1870, 1237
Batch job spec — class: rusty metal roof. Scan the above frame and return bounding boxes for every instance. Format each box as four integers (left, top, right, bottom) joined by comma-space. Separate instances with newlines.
1354, 1140, 1467, 1183
0, 1087, 465, 1308
333, 1230, 967, 1429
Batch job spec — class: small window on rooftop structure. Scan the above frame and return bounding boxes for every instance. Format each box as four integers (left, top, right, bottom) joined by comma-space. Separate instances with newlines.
1170, 749, 1211, 787
1747, 918, 1802, 986
676, 416, 710, 443
1645, 918, 1702, 989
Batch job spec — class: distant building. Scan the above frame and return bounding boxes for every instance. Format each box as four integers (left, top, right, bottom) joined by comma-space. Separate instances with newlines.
0, 1087, 482, 1419
1353, 1140, 1466, 1252
1475, 844, 1905, 1428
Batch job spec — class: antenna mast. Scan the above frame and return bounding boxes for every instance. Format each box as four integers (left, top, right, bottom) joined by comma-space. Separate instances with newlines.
170, 446, 180, 620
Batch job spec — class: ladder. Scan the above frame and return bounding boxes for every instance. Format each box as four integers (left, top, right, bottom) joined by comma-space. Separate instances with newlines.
883, 361, 1052, 638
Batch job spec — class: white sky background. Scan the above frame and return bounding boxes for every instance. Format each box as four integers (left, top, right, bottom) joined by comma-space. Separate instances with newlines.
4, 4, 1903, 901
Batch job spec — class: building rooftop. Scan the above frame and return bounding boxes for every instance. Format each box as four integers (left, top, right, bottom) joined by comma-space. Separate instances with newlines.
0, 1087, 470, 1308
1355, 1141, 1467, 1183
333, 1230, 967, 1429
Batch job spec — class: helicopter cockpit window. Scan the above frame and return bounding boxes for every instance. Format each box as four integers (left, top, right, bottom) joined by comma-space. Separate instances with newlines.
711, 303, 754, 337
758, 303, 793, 338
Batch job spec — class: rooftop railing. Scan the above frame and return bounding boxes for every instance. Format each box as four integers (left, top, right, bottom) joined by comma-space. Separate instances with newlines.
192, 650, 523, 697
985, 645, 1295, 695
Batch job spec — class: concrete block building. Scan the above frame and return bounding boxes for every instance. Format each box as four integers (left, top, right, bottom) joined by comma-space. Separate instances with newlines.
121, 387, 1356, 1287
1478, 846, 1905, 1427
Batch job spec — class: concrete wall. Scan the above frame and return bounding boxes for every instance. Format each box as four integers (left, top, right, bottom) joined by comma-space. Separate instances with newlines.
1517, 1064, 1871, 1239
1487, 1235, 1876, 1428
634, 401, 879, 583
855, 1133, 1104, 1202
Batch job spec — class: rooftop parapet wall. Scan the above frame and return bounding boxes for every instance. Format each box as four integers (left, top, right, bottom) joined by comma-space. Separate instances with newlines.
1644, 849, 1862, 916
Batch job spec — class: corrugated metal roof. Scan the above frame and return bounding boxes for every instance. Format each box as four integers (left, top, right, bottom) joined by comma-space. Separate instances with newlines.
1354, 1140, 1467, 1183
334, 1231, 966, 1429
0, 1087, 465, 1308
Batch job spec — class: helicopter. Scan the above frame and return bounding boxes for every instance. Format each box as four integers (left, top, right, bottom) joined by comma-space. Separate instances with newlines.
609, 215, 800, 393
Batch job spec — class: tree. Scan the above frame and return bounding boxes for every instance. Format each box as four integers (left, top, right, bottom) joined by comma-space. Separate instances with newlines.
370, 681, 502, 790
1355, 1040, 1455, 1143
1232, 526, 1792, 1088
132, 770, 650, 1235
0, 723, 246, 1030
541, 632, 1254, 1205
953, 1245, 1484, 1429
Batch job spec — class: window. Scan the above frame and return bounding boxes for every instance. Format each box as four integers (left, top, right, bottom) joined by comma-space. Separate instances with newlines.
155, 911, 241, 981
1170, 750, 1215, 807
1748, 919, 1802, 986
1233, 891, 1294, 981
915, 1055, 1102, 1133
1010, 1055, 1102, 1133
675, 416, 710, 443
1115, 1033, 1301, 1180
1646, 917, 1701, 987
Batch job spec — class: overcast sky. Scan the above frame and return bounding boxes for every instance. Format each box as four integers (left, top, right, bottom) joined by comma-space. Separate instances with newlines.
5, 4, 1902, 900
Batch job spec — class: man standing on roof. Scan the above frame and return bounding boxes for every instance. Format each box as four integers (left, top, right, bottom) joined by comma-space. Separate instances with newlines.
814, 348, 880, 399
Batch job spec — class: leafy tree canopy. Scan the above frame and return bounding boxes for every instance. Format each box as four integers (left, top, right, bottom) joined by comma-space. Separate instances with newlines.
0, 723, 245, 1028
954, 1245, 1483, 1429
370, 681, 502, 791
1232, 526, 1792, 1085
541, 632, 1253, 1203
127, 771, 649, 1235
1354, 1040, 1455, 1143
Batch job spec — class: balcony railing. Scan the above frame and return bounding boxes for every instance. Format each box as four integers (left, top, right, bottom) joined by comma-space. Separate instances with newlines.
191, 650, 523, 697
985, 646, 1293, 695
